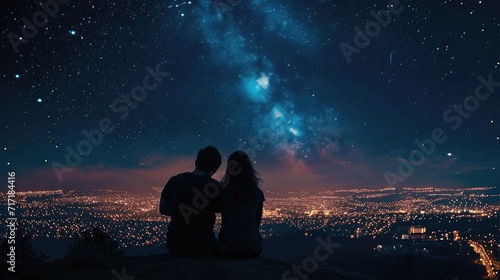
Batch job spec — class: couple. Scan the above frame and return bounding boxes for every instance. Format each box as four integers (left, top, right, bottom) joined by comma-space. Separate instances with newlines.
159, 146, 265, 258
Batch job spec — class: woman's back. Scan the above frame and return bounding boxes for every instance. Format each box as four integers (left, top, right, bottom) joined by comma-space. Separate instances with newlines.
218, 187, 264, 256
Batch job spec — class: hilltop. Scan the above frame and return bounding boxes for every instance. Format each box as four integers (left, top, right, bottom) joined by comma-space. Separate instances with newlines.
3, 253, 373, 280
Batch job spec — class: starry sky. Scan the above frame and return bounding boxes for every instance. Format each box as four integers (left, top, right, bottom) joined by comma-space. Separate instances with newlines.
1, 0, 499, 192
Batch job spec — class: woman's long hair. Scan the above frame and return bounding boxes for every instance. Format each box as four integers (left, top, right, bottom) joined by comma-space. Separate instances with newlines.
221, 150, 263, 209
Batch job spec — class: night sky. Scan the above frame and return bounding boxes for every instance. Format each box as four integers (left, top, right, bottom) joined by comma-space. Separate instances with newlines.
1, 0, 499, 192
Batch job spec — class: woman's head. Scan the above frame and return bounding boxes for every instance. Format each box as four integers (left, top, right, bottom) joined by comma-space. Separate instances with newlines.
227, 150, 253, 178
223, 150, 262, 206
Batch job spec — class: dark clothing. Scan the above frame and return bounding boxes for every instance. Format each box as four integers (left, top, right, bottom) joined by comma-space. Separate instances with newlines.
161, 172, 220, 257
217, 188, 265, 256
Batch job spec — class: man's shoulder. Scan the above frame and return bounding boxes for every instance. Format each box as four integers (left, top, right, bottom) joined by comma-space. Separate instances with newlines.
168, 172, 219, 186
167, 172, 192, 182
163, 172, 190, 190
171, 172, 191, 179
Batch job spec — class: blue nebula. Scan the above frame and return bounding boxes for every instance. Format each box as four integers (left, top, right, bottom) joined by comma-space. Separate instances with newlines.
242, 77, 268, 103
251, 0, 316, 46
181, 0, 337, 161
261, 103, 303, 142
241, 73, 270, 103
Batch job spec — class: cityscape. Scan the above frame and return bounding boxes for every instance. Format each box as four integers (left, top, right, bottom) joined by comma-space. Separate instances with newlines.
1, 186, 499, 279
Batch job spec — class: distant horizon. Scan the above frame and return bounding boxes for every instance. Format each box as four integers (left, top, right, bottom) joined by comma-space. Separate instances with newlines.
11, 151, 500, 193
7, 185, 499, 195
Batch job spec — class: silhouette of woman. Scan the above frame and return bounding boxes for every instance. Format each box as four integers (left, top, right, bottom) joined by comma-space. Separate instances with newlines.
217, 150, 264, 258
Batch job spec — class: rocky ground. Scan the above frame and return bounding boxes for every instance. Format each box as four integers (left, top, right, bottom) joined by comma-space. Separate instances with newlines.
3, 253, 375, 280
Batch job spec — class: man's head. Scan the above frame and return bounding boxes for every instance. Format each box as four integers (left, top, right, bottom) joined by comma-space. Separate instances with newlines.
195, 146, 221, 176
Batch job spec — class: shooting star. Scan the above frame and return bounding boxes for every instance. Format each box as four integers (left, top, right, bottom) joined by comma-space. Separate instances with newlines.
389, 51, 393, 66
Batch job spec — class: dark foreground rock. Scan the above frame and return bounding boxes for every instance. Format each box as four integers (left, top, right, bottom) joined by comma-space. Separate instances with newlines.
2, 253, 375, 280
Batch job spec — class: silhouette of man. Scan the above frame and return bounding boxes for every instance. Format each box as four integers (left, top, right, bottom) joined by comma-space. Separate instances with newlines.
159, 146, 222, 257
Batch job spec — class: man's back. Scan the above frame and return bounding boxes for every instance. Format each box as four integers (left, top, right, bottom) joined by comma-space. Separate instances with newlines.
161, 172, 220, 256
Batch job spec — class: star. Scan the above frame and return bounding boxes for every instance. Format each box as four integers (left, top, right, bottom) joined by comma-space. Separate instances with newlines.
37, 98, 43, 103
447, 153, 453, 156
69, 30, 77, 35
15, 74, 20, 78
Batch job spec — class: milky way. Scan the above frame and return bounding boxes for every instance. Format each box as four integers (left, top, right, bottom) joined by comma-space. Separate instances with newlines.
168, 0, 341, 165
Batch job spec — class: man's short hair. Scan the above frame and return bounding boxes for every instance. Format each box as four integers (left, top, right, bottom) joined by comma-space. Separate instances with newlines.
195, 146, 221, 173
